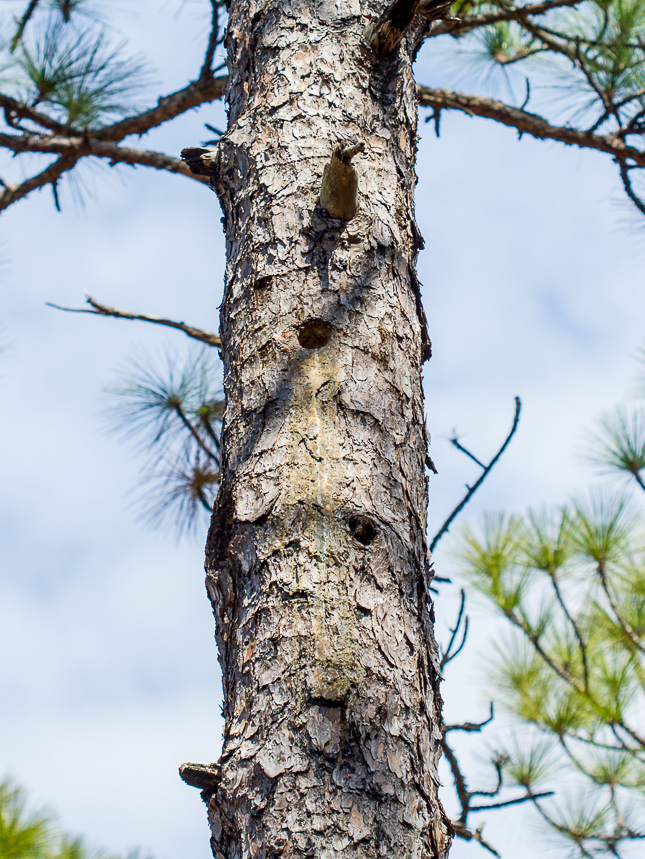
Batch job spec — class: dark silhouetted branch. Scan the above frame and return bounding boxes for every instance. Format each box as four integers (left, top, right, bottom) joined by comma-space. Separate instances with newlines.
430, 397, 521, 553
440, 588, 469, 669
444, 703, 494, 734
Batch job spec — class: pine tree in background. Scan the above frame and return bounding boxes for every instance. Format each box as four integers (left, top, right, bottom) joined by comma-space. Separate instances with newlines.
0, 778, 145, 859
455, 359, 645, 856
3, 0, 645, 856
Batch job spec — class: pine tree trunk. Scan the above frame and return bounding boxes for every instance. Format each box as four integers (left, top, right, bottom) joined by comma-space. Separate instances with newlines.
204, 0, 451, 855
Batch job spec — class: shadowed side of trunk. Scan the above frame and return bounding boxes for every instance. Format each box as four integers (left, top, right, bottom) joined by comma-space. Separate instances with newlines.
204, 0, 451, 855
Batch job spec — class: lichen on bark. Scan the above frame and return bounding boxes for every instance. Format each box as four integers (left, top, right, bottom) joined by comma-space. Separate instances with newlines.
202, 0, 451, 855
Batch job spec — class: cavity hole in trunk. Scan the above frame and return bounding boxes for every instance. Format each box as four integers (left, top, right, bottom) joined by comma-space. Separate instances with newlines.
298, 320, 331, 349
349, 515, 378, 546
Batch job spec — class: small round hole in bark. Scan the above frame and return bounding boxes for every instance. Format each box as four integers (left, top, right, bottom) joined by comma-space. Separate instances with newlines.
349, 515, 378, 546
298, 320, 331, 349
255, 275, 272, 290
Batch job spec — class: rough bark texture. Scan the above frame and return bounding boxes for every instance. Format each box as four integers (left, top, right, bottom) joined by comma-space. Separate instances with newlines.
204, 1, 451, 856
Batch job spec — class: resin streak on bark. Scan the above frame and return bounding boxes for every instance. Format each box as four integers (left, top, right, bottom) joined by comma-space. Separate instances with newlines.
205, 0, 450, 855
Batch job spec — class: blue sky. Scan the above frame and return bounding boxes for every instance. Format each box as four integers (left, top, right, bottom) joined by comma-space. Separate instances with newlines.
1, 2, 645, 858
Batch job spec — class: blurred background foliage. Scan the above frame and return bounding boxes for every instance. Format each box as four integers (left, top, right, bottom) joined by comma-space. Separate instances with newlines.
0, 778, 150, 859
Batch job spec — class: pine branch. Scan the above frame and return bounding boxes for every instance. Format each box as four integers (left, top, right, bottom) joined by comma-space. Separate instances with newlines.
0, 92, 72, 135
94, 76, 227, 143
0, 152, 78, 210
429, 0, 584, 38
597, 561, 645, 657
416, 86, 645, 167
47, 295, 222, 348
0, 132, 209, 208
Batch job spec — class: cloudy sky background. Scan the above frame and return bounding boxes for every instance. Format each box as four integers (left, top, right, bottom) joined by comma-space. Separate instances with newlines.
2, 2, 645, 857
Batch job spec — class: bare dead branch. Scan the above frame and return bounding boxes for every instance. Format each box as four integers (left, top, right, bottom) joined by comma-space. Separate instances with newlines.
444, 703, 495, 733
430, 397, 521, 553
416, 86, 645, 167
47, 295, 222, 349
90, 141, 211, 182
441, 737, 472, 825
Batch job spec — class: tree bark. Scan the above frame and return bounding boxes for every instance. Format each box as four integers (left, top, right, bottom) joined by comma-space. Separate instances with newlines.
203, 0, 451, 855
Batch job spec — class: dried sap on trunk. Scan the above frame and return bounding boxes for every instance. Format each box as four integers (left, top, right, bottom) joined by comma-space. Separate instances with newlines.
320, 143, 364, 221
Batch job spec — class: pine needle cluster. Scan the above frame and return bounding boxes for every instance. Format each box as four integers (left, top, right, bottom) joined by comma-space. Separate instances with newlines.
103, 347, 224, 538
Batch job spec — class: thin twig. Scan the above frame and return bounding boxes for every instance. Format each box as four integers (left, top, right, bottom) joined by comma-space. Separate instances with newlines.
444, 703, 495, 733
47, 295, 222, 348
450, 436, 485, 468
10, 0, 41, 52
450, 821, 501, 857
441, 737, 471, 824
430, 397, 521, 553
173, 402, 220, 463
618, 159, 645, 218
441, 588, 470, 669
470, 790, 554, 811
200, 0, 222, 81
551, 573, 590, 689
597, 561, 645, 657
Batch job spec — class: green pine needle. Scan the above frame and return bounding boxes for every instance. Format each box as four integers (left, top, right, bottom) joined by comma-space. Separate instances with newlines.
566, 493, 636, 567
585, 406, 645, 485
104, 347, 223, 538
13, 15, 148, 127
496, 738, 556, 788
